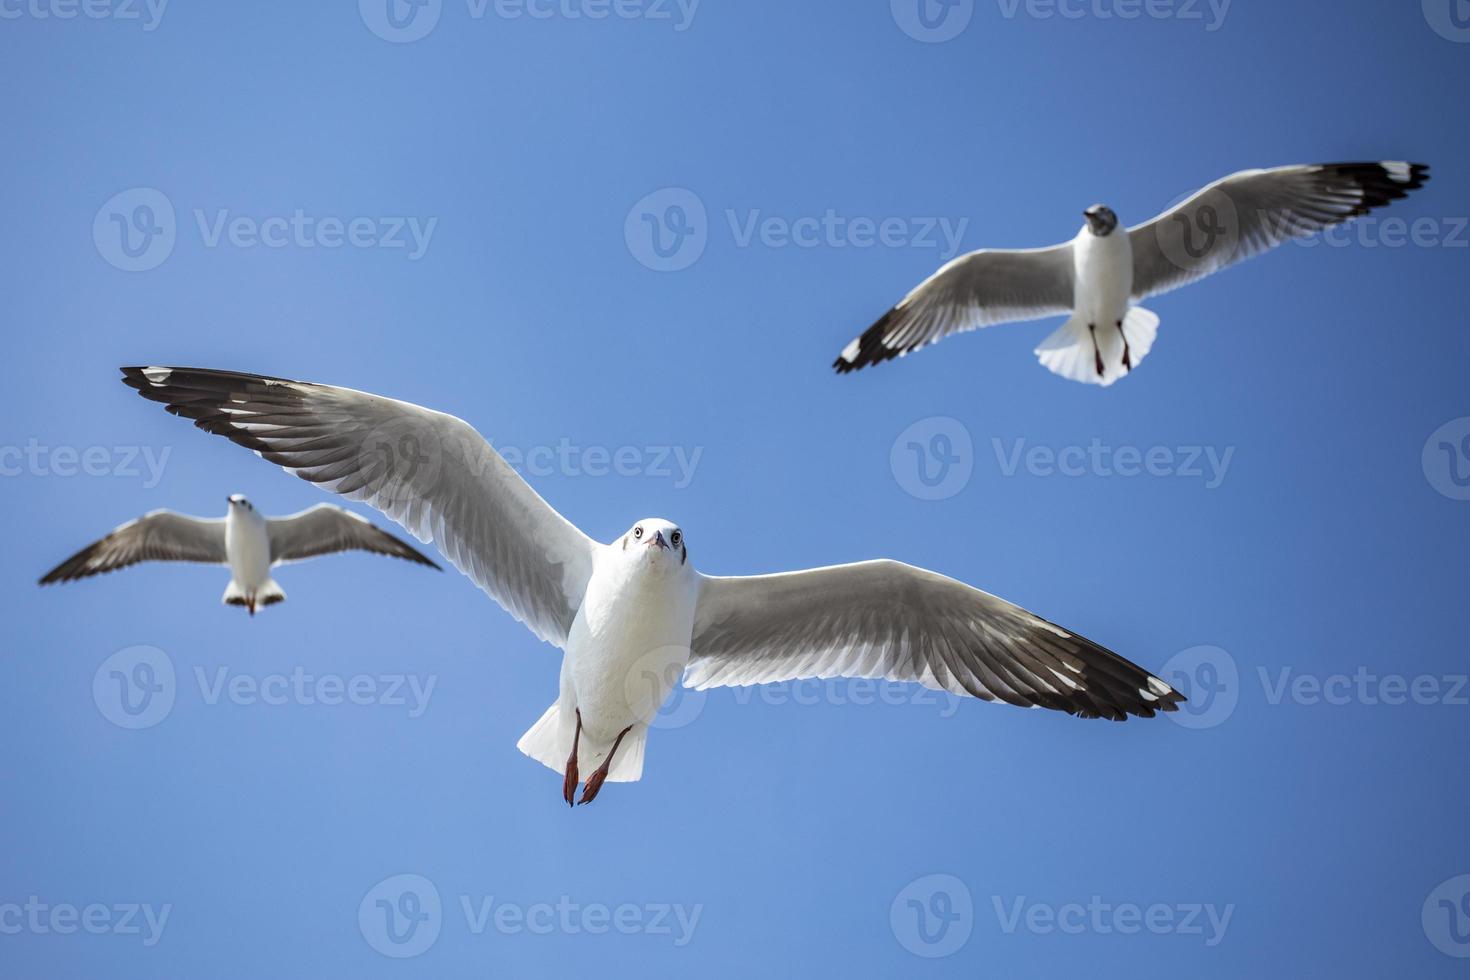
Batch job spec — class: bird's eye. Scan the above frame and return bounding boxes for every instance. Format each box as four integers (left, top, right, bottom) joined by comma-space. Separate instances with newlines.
634, 526, 643, 539
671, 530, 682, 546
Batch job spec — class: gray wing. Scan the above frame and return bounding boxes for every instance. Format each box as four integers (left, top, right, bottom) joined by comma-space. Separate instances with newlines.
833, 244, 1075, 373
1129, 161, 1430, 301
267, 503, 441, 570
689, 560, 1182, 720
39, 511, 226, 584
122, 367, 596, 647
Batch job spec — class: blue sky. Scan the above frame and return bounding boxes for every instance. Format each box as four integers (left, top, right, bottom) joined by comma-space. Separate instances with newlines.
3, 1, 1469, 976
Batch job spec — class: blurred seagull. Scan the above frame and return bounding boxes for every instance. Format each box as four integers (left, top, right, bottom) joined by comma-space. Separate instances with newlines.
39, 495, 440, 615
834, 161, 1430, 385
122, 366, 1184, 806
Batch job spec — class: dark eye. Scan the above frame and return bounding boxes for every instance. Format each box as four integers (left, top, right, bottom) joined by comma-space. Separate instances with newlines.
671, 530, 682, 546
634, 526, 643, 539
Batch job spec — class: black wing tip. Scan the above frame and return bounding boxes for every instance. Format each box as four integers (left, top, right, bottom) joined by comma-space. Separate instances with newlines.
833, 308, 908, 375
1319, 161, 1432, 215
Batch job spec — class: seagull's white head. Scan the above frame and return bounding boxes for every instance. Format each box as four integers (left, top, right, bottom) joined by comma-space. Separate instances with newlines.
226, 494, 255, 513
619, 518, 687, 568
1083, 204, 1119, 237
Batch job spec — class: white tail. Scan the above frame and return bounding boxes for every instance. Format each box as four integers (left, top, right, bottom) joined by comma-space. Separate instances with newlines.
222, 578, 287, 615
1035, 306, 1160, 386
516, 703, 648, 783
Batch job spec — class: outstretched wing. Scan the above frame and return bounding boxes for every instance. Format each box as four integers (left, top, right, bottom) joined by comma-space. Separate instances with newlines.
122, 367, 596, 646
267, 503, 441, 570
39, 511, 226, 584
689, 560, 1181, 720
1129, 161, 1430, 301
833, 244, 1075, 373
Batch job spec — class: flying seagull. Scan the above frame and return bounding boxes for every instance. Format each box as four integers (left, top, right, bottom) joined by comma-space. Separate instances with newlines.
122, 366, 1184, 805
833, 161, 1430, 385
39, 495, 440, 614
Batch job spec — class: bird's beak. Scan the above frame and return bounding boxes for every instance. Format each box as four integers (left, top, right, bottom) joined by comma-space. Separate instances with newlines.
649, 530, 670, 550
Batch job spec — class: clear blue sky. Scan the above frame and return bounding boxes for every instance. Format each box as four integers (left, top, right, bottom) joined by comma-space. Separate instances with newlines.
3, 1, 1469, 976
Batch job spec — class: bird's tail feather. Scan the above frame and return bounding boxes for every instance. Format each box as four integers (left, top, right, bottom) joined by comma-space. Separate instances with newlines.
516, 703, 647, 783
1035, 306, 1159, 386
222, 578, 287, 613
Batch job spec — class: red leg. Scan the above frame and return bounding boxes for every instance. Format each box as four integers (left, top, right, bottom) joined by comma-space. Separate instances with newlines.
578, 724, 633, 806
562, 709, 582, 808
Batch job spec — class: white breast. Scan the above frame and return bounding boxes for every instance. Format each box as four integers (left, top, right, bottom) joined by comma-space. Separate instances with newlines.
1072, 229, 1134, 326
225, 509, 272, 589
564, 551, 700, 740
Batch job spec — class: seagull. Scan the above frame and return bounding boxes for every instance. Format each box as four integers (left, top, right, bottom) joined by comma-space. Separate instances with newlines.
833, 161, 1431, 385
122, 366, 1185, 805
39, 495, 440, 614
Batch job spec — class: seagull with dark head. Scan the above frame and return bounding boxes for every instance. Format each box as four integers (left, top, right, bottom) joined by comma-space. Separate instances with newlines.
834, 161, 1430, 385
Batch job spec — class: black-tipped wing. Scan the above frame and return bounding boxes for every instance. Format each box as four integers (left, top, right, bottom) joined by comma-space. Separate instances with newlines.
39, 511, 226, 585
1130, 161, 1431, 301
689, 560, 1182, 720
833, 244, 1075, 373
267, 504, 441, 570
122, 367, 596, 647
